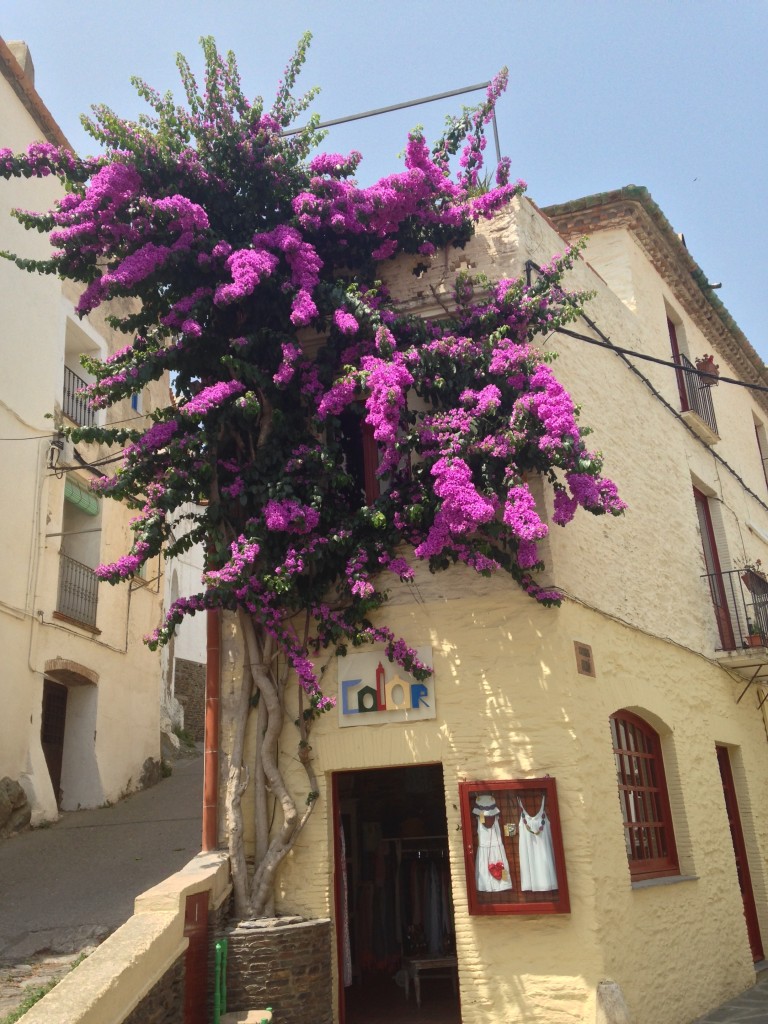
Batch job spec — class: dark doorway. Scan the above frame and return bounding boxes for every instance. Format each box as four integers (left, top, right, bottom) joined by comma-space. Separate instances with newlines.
716, 746, 764, 962
41, 679, 68, 807
333, 763, 460, 1024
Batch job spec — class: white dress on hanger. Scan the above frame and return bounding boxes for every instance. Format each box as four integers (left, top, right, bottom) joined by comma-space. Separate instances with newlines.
475, 817, 513, 892
518, 796, 558, 892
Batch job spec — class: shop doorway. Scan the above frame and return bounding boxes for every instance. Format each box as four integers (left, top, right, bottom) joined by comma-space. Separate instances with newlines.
333, 763, 460, 1024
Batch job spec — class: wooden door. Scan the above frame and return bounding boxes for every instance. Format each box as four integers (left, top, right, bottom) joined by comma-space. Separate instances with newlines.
41, 680, 68, 808
716, 746, 764, 962
694, 488, 735, 650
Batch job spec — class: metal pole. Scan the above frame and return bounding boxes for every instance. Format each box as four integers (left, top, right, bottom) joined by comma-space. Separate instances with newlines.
202, 607, 220, 851
281, 81, 491, 137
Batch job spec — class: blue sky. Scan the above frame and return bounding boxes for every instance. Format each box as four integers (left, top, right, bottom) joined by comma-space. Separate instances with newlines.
3, 1, 767, 361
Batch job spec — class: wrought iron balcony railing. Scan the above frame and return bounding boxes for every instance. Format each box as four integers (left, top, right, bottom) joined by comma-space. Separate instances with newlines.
701, 567, 768, 652
63, 365, 95, 427
57, 553, 99, 627
677, 354, 718, 437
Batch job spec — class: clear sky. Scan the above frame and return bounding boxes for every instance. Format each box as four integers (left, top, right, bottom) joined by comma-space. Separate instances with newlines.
3, 1, 767, 361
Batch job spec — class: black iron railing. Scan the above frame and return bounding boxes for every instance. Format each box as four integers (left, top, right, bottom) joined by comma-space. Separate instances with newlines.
678, 354, 718, 436
701, 568, 768, 651
63, 365, 95, 427
57, 553, 99, 626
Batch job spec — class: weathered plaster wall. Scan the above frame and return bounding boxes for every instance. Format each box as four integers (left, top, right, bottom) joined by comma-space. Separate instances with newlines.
217, 197, 768, 1024
263, 587, 763, 1024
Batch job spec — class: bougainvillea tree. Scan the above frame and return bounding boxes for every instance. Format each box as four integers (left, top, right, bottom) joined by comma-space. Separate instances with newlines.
1, 36, 624, 917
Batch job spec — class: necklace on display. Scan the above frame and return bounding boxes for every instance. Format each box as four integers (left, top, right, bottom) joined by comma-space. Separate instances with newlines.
521, 810, 546, 835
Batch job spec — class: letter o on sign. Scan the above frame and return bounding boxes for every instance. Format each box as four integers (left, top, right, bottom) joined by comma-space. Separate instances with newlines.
384, 677, 408, 710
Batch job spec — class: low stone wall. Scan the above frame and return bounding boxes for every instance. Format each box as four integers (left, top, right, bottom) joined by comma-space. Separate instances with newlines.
174, 658, 205, 741
121, 956, 185, 1024
224, 917, 332, 1024
18, 851, 231, 1024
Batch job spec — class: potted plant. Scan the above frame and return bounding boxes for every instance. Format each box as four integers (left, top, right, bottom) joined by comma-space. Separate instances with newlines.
695, 353, 720, 386
745, 620, 763, 647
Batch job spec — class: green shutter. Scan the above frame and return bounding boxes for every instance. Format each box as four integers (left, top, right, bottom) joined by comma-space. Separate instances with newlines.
64, 478, 100, 516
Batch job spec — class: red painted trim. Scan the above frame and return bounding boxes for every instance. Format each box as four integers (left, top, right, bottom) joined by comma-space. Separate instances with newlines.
183, 891, 209, 1024
610, 710, 679, 880
202, 608, 220, 851
667, 318, 689, 412
716, 746, 764, 962
331, 773, 346, 1024
694, 488, 735, 650
458, 777, 570, 915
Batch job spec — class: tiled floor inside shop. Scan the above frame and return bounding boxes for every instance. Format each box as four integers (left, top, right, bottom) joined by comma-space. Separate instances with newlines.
344, 975, 461, 1024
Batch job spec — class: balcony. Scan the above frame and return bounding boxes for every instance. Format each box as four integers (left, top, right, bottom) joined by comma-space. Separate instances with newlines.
63, 365, 95, 427
56, 553, 99, 628
703, 567, 768, 690
677, 354, 719, 444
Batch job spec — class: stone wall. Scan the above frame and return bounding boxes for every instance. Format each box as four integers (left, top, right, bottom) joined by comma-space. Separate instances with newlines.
174, 658, 205, 741
122, 956, 185, 1024
223, 917, 332, 1024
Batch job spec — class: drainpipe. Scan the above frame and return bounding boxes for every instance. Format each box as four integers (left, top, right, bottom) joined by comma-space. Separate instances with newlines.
202, 607, 220, 851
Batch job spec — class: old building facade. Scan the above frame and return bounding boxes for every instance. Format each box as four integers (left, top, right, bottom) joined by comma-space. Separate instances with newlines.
0, 38, 166, 823
219, 190, 768, 1024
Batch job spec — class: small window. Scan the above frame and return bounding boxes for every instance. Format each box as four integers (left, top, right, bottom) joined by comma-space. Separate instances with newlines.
339, 407, 380, 505
610, 710, 679, 880
131, 392, 142, 413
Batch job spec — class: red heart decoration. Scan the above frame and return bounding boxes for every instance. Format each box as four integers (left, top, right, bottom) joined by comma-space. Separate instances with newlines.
488, 861, 503, 880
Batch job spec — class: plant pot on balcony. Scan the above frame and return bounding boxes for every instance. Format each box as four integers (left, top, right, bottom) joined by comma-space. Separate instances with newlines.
747, 633, 763, 648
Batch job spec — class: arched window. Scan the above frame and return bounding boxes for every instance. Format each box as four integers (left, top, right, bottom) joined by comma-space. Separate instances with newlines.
610, 711, 679, 880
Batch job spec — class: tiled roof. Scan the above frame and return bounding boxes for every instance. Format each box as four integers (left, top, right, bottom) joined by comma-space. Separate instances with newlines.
544, 185, 768, 399
0, 35, 70, 150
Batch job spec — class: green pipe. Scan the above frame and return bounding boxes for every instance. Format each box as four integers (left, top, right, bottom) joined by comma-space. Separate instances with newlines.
213, 939, 227, 1024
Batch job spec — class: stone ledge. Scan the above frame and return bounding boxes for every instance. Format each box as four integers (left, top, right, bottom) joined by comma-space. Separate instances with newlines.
631, 874, 699, 890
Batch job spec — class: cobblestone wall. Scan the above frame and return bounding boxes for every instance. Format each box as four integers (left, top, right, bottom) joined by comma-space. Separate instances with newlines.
174, 658, 205, 741
223, 917, 332, 1024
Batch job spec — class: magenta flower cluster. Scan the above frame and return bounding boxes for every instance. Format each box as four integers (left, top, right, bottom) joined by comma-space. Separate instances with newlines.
0, 37, 626, 708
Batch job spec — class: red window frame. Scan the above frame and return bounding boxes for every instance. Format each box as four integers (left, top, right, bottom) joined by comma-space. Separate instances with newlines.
610, 711, 679, 881
458, 778, 570, 915
668, 317, 689, 412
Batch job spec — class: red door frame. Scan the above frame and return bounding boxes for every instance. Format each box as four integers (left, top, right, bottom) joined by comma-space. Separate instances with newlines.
331, 773, 346, 1024
694, 488, 735, 650
716, 746, 764, 962
667, 318, 690, 412
183, 891, 209, 1024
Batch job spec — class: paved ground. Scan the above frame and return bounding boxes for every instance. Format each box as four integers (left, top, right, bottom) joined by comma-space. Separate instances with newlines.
0, 749, 203, 1019
694, 968, 768, 1023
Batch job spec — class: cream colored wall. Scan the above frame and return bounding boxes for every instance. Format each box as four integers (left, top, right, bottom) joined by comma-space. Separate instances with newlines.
265, 578, 764, 1024
0, 70, 167, 819
217, 196, 768, 1023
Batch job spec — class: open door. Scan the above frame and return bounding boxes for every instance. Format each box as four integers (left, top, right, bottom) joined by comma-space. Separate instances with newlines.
333, 764, 460, 1024
694, 488, 735, 650
716, 746, 764, 962
41, 679, 68, 808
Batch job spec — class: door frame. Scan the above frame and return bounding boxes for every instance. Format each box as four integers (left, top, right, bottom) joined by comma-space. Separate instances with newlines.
694, 487, 735, 650
716, 745, 764, 962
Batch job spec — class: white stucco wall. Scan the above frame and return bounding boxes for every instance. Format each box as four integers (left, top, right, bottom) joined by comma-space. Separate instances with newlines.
0, 56, 167, 820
